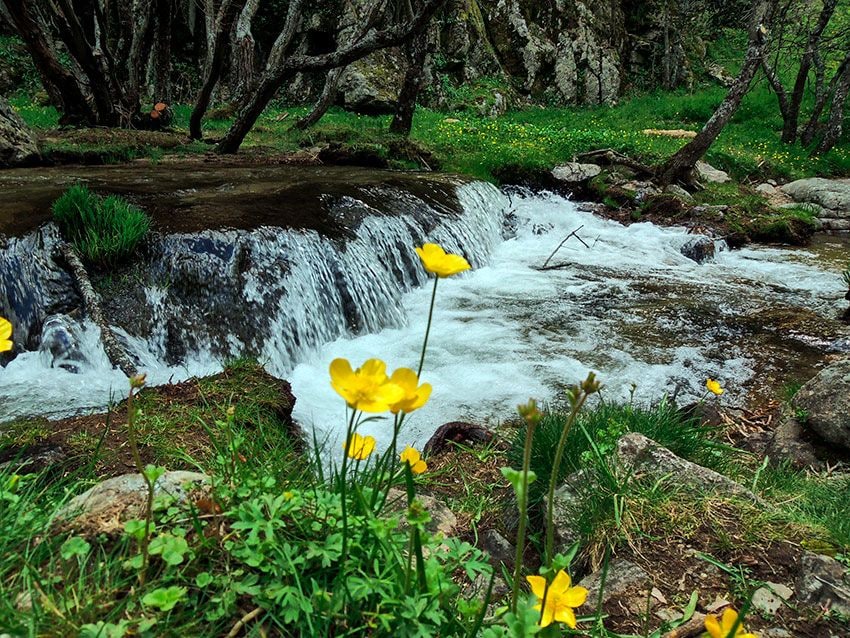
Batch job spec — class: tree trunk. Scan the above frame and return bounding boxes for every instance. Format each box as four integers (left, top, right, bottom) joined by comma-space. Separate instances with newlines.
814, 55, 850, 154
389, 28, 429, 136
189, 0, 248, 140
802, 50, 850, 147
658, 1, 775, 185
230, 0, 261, 102
781, 0, 837, 143
153, 0, 174, 102
217, 0, 448, 154
293, 66, 345, 130
2, 0, 97, 124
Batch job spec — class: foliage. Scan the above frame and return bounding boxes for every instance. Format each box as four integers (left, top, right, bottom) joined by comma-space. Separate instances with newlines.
52, 184, 151, 269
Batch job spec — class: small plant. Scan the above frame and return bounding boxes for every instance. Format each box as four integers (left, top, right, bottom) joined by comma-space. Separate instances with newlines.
52, 183, 151, 269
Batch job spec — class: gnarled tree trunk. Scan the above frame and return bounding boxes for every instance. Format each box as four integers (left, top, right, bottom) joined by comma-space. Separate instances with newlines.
814, 52, 850, 154
389, 28, 429, 136
230, 0, 261, 103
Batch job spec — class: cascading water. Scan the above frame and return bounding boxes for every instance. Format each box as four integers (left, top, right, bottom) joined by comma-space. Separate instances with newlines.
1, 180, 847, 456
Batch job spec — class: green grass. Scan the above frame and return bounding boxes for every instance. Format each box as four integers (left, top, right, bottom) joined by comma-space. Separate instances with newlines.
508, 398, 731, 507
52, 184, 151, 269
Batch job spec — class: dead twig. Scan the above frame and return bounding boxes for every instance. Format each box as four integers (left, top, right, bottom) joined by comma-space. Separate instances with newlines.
226, 607, 263, 638
661, 612, 707, 638
541, 225, 588, 269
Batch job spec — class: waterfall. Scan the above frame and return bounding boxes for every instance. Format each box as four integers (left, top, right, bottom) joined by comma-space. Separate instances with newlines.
0, 180, 510, 420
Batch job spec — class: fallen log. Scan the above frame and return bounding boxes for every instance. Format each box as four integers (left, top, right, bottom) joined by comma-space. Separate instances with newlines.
57, 242, 137, 378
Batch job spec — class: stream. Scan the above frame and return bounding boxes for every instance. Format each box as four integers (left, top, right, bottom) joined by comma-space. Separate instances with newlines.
0, 167, 847, 456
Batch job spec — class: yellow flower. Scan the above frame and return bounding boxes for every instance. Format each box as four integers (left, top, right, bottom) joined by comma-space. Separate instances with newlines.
329, 358, 404, 413
706, 378, 724, 396
344, 433, 376, 460
415, 243, 471, 278
526, 570, 587, 628
400, 446, 427, 474
0, 317, 13, 352
705, 608, 757, 638
388, 368, 432, 414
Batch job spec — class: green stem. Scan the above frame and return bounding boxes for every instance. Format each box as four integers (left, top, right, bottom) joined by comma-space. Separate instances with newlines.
339, 409, 358, 562
126, 386, 152, 586
417, 277, 439, 378
510, 419, 537, 614
544, 392, 588, 566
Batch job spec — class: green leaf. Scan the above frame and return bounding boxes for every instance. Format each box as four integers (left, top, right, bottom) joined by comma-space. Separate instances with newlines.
195, 572, 213, 588
143, 464, 166, 483
148, 534, 189, 566
60, 536, 91, 560
79, 620, 130, 638
142, 586, 187, 612
124, 519, 154, 541
500, 467, 537, 502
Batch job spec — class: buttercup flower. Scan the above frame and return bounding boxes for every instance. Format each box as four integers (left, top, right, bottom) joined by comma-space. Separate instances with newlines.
344, 433, 376, 461
706, 378, 724, 396
400, 446, 427, 474
705, 608, 757, 638
0, 317, 13, 352
526, 570, 587, 628
415, 243, 471, 278
330, 358, 404, 413
388, 368, 432, 414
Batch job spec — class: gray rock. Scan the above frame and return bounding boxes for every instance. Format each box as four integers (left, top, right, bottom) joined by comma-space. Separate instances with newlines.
795, 551, 850, 615
751, 582, 793, 615
0, 97, 38, 167
781, 178, 850, 216
480, 529, 515, 569
54, 471, 210, 536
680, 236, 716, 264
756, 183, 777, 195
579, 559, 651, 614
552, 162, 602, 184
664, 184, 694, 202
765, 416, 822, 470
386, 488, 457, 538
793, 359, 850, 451
695, 161, 731, 184
548, 469, 592, 555
615, 433, 763, 504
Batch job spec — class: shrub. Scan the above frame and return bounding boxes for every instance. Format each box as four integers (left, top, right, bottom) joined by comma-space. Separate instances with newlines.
52, 184, 151, 269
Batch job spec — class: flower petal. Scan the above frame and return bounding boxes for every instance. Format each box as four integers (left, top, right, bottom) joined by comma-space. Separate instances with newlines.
562, 585, 588, 608
411, 460, 427, 474
720, 608, 739, 633
0, 317, 11, 341
551, 570, 572, 594
539, 605, 555, 628
553, 606, 577, 629
704, 613, 722, 638
526, 575, 547, 600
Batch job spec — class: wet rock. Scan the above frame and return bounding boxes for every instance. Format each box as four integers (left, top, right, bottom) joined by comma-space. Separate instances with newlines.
0, 224, 79, 353
695, 161, 731, 184
54, 471, 210, 536
680, 236, 716, 264
551, 162, 602, 185
480, 529, 515, 569
338, 52, 402, 115
795, 551, 850, 615
423, 421, 494, 456
38, 314, 88, 373
690, 204, 728, 222
0, 97, 38, 167
579, 559, 651, 614
793, 358, 850, 452
615, 433, 763, 503
751, 582, 793, 615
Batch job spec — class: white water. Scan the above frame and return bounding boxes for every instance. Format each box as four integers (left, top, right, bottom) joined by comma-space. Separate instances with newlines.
1, 189, 846, 461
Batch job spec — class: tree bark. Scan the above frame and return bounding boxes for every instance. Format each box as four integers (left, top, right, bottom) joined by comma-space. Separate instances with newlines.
389, 28, 429, 136
217, 0, 448, 154
2, 0, 96, 124
189, 0, 248, 139
658, 1, 776, 185
152, 0, 174, 102
229, 0, 261, 103
802, 50, 850, 146
293, 67, 345, 130
814, 53, 850, 154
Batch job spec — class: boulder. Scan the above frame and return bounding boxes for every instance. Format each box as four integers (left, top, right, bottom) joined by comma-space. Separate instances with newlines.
0, 97, 39, 167
695, 161, 731, 184
615, 433, 763, 504
793, 359, 850, 451
386, 488, 457, 538
480, 529, 515, 569
795, 551, 850, 616
764, 416, 823, 470
53, 471, 210, 536
680, 236, 716, 264
578, 559, 651, 614
551, 162, 602, 185
751, 582, 793, 616
781, 178, 850, 232
664, 184, 694, 203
